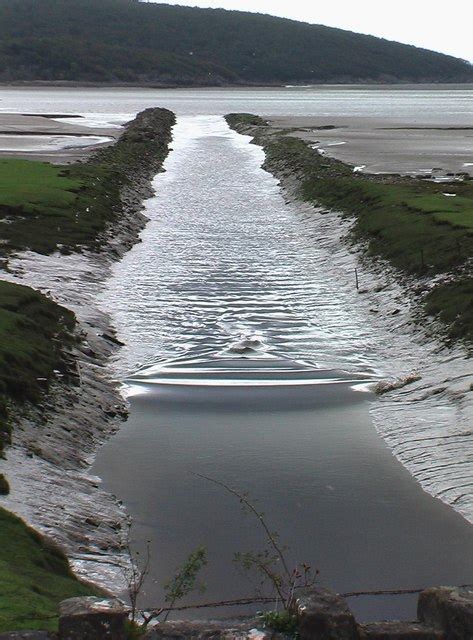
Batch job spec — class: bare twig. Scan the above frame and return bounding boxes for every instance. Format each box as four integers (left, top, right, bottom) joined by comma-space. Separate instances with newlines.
193, 473, 292, 580
140, 581, 473, 619
119, 519, 151, 623
193, 473, 317, 612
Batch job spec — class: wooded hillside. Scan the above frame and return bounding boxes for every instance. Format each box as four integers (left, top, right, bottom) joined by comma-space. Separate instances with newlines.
0, 0, 472, 85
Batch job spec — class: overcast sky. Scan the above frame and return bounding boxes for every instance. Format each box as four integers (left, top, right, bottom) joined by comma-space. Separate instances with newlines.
157, 0, 473, 63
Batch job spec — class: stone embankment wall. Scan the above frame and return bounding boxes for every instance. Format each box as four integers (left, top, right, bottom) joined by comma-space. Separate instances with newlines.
1, 586, 471, 640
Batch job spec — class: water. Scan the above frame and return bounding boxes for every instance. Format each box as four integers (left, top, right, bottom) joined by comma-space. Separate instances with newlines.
2, 84, 471, 173
97, 116, 388, 376
90, 115, 473, 621
1, 84, 472, 123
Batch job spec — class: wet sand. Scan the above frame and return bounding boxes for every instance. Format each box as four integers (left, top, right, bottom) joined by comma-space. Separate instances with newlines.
266, 115, 473, 177
0, 112, 119, 162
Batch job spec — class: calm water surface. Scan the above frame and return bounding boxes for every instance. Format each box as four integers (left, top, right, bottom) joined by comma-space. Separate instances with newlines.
90, 114, 473, 621
1, 84, 472, 123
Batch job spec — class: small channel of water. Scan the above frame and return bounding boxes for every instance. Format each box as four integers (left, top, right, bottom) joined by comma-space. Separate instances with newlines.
92, 116, 473, 621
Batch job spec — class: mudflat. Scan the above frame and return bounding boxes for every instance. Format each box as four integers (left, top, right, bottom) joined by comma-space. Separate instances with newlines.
266, 115, 473, 177
0, 112, 119, 163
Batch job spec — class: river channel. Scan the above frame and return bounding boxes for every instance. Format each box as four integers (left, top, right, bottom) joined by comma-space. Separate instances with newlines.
91, 114, 473, 622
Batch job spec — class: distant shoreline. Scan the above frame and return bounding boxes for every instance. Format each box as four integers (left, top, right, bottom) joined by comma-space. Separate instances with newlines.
1, 80, 473, 90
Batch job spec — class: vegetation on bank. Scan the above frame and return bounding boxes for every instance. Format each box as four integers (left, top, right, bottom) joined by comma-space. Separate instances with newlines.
0, 106, 175, 448
1, 0, 473, 85
225, 114, 473, 345
225, 114, 268, 129
424, 279, 473, 343
0, 507, 100, 632
0, 108, 175, 255
0, 280, 76, 458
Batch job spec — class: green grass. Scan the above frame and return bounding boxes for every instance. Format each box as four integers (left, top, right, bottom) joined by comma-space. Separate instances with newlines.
0, 507, 98, 632
0, 280, 76, 455
424, 279, 473, 343
0, 107, 175, 255
0, 159, 80, 209
0, 158, 122, 255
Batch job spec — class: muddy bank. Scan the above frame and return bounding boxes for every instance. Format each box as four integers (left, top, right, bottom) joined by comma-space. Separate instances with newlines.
0, 107, 175, 590
225, 114, 472, 523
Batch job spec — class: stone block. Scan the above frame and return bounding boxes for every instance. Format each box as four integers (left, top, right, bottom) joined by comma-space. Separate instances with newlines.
418, 587, 473, 639
58, 596, 127, 640
295, 586, 359, 640
358, 620, 444, 639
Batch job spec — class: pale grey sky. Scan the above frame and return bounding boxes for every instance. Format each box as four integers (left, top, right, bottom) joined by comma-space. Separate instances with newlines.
157, 0, 473, 63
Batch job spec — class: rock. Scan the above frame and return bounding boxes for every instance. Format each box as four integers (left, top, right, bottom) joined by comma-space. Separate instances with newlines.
0, 473, 10, 495
58, 596, 127, 640
418, 587, 473, 639
101, 332, 125, 347
295, 586, 358, 640
358, 620, 444, 638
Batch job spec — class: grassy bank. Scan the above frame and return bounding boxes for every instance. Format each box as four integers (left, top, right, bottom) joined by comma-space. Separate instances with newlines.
0, 507, 99, 632
0, 107, 175, 255
0, 280, 76, 459
226, 114, 473, 345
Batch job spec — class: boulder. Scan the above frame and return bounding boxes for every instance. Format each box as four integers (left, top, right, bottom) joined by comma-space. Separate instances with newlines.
418, 587, 473, 639
295, 586, 358, 640
58, 596, 127, 640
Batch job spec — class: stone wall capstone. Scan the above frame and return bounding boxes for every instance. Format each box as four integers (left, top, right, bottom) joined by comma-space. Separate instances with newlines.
295, 586, 359, 640
418, 586, 473, 640
58, 596, 127, 640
